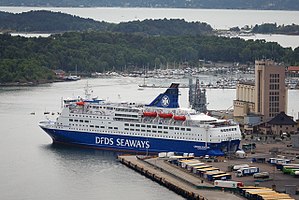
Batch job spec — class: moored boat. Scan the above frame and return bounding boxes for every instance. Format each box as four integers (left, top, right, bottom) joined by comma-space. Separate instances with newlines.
39, 83, 241, 156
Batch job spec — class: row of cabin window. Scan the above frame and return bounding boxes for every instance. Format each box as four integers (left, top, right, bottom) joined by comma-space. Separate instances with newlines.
69, 114, 109, 119
220, 128, 237, 132
123, 128, 206, 138
124, 128, 167, 134
115, 113, 138, 118
93, 106, 139, 113
69, 119, 89, 123
124, 123, 191, 131
69, 123, 118, 130
115, 108, 139, 112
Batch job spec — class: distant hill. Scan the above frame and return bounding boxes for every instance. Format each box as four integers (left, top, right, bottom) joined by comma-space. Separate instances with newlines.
0, 0, 299, 10
0, 10, 110, 32
0, 10, 213, 35
111, 19, 213, 36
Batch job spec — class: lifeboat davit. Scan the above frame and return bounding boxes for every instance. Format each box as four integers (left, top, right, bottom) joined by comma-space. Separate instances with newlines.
76, 101, 85, 106
158, 113, 173, 118
173, 115, 186, 121
143, 112, 157, 117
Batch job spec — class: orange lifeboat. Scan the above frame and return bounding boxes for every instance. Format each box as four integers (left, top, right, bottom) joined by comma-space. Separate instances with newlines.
158, 113, 173, 118
173, 115, 186, 121
76, 101, 85, 106
143, 112, 157, 117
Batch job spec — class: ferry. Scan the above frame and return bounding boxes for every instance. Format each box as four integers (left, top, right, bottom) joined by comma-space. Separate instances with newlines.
39, 83, 241, 156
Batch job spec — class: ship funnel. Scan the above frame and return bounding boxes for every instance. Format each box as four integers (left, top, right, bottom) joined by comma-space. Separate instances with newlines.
146, 83, 179, 108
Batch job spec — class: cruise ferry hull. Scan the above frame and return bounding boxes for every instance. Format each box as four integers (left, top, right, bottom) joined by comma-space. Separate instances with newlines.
41, 127, 240, 156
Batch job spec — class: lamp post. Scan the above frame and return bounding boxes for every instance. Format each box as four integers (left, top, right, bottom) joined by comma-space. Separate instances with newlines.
228, 137, 232, 159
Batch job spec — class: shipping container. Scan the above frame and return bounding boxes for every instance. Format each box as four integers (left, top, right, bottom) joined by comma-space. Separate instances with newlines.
204, 170, 225, 181
214, 180, 243, 188
192, 165, 212, 174
212, 173, 232, 181
186, 162, 205, 171
196, 167, 219, 176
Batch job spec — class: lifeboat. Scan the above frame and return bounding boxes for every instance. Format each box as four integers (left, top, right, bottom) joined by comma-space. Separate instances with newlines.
158, 113, 173, 118
173, 115, 186, 121
76, 101, 85, 106
143, 112, 157, 117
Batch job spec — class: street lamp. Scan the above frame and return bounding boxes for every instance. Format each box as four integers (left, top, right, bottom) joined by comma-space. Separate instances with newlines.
228, 137, 232, 159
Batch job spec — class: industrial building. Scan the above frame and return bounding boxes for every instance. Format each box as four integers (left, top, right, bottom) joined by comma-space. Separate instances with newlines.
233, 60, 290, 134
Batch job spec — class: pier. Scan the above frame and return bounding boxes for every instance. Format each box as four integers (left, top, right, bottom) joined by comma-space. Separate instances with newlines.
118, 155, 245, 200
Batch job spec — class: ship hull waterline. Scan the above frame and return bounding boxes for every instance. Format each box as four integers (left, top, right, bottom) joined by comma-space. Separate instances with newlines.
41, 127, 240, 156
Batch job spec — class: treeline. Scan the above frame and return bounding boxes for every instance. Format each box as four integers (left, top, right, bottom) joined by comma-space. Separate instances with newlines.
1, 31, 299, 83
1, 0, 299, 10
252, 23, 299, 35
0, 10, 212, 35
0, 10, 110, 33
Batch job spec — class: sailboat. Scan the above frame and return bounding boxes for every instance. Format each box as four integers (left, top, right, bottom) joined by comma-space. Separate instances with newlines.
64, 65, 81, 81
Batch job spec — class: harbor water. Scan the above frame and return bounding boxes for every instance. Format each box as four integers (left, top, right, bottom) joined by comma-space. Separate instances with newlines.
0, 77, 298, 200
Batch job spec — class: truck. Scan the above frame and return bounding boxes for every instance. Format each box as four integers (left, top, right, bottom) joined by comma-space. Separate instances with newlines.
236, 167, 259, 177
282, 166, 299, 174
268, 158, 291, 165
233, 164, 249, 171
276, 163, 299, 170
214, 180, 243, 188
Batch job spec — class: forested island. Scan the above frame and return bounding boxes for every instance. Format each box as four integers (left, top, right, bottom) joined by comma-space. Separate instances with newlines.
252, 23, 299, 35
1, 10, 299, 85
2, 11, 299, 36
1, 0, 299, 10
0, 11, 213, 35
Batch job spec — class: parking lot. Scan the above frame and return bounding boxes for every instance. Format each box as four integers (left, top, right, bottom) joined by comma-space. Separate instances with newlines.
202, 140, 299, 199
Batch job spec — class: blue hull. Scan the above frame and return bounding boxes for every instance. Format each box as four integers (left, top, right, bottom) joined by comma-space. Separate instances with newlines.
41, 128, 240, 156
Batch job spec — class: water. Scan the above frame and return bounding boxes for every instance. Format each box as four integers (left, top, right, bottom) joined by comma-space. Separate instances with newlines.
0, 78, 185, 200
238, 34, 299, 49
1, 7, 299, 48
0, 77, 298, 200
1, 7, 299, 29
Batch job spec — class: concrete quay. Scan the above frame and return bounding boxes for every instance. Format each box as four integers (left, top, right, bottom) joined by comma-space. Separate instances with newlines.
118, 155, 245, 200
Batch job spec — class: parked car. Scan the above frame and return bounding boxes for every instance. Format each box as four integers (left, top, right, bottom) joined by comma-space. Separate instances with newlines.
253, 172, 269, 179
